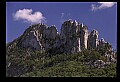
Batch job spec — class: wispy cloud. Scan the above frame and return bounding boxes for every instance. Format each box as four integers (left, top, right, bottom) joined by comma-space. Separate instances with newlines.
61, 13, 64, 18
60, 13, 71, 23
91, 2, 117, 11
13, 8, 46, 24
60, 13, 65, 23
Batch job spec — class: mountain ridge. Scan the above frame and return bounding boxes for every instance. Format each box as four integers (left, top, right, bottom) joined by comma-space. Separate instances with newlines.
6, 19, 117, 77
7, 19, 113, 54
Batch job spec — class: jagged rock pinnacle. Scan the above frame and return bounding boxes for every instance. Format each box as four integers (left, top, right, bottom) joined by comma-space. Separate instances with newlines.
8, 20, 113, 54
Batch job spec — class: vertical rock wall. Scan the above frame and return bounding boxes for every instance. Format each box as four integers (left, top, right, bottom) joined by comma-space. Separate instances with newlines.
18, 19, 112, 53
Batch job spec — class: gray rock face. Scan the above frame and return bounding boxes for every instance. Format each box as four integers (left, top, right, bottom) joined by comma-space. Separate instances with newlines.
79, 25, 88, 50
21, 23, 58, 51
59, 20, 82, 53
99, 38, 113, 52
94, 60, 105, 68
88, 29, 99, 50
11, 19, 113, 54
99, 38, 105, 47
22, 30, 42, 50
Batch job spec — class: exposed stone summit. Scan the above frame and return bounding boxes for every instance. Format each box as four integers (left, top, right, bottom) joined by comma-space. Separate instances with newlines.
8, 19, 113, 54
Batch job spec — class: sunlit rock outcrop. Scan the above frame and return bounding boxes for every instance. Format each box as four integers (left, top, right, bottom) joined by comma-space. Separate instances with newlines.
88, 29, 99, 50
8, 19, 113, 54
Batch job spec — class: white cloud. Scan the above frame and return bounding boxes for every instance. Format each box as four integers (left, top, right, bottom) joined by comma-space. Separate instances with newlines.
91, 2, 117, 11
13, 8, 46, 24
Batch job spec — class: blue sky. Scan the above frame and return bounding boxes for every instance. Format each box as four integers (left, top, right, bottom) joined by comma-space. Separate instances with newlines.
6, 2, 117, 49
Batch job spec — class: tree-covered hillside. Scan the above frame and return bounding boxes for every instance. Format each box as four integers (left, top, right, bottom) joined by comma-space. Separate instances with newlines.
6, 46, 116, 77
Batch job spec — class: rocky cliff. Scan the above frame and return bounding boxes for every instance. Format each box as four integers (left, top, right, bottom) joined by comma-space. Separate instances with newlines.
7, 19, 113, 54
6, 19, 116, 77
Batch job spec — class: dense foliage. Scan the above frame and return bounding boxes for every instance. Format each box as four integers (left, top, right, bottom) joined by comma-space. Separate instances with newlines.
6, 46, 116, 77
